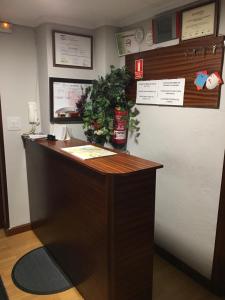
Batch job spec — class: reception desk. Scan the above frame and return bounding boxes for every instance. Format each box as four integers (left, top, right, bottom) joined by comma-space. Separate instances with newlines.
24, 138, 162, 300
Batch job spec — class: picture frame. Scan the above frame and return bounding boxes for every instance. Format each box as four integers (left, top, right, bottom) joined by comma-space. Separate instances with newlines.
49, 77, 93, 124
152, 12, 180, 44
115, 29, 140, 56
52, 30, 93, 69
181, 1, 218, 41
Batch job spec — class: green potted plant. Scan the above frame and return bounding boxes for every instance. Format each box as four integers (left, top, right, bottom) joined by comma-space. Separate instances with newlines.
77, 65, 140, 147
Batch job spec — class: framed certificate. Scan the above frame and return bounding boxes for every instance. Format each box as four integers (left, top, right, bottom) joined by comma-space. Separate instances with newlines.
52, 31, 93, 69
116, 30, 140, 56
49, 77, 93, 123
181, 1, 218, 41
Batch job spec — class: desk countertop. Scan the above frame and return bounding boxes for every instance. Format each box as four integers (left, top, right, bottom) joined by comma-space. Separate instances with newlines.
34, 138, 163, 175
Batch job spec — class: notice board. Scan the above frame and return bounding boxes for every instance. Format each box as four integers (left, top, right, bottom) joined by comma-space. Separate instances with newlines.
126, 36, 224, 108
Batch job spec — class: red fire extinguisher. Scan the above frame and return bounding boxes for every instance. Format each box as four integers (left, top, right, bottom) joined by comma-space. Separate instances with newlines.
112, 107, 128, 148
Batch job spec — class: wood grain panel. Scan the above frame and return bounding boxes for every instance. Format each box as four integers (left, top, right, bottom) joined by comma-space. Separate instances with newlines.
110, 171, 156, 300
0, 180, 3, 228
25, 138, 162, 300
5, 223, 32, 236
126, 36, 224, 108
36, 138, 162, 174
26, 141, 108, 300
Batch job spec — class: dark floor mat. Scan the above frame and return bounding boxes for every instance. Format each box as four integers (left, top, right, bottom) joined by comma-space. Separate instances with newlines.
0, 277, 9, 300
11, 247, 73, 295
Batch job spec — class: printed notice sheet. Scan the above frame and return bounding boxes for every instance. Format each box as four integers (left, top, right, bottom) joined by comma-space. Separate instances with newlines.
62, 145, 117, 160
136, 79, 185, 106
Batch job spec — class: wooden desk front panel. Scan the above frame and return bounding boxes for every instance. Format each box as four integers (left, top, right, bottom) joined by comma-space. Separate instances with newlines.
25, 140, 160, 300
110, 171, 156, 300
26, 141, 108, 300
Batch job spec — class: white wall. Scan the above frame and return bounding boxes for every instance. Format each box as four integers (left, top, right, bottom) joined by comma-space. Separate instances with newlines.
94, 26, 121, 75
125, 1, 225, 278
0, 25, 39, 227
0, 22, 120, 228
36, 23, 96, 137
36, 24, 121, 138
35, 24, 49, 132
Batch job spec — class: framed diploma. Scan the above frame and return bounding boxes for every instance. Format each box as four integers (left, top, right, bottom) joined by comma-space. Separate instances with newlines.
116, 28, 150, 56
116, 29, 140, 56
49, 77, 93, 123
181, 1, 218, 41
52, 31, 93, 69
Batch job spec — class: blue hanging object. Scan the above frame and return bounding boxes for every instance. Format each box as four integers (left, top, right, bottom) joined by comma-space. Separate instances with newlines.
194, 71, 208, 90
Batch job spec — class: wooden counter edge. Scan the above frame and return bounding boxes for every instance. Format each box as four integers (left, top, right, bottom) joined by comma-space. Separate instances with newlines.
25, 137, 163, 175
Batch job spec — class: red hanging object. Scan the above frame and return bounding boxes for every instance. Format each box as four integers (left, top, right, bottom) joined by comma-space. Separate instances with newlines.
135, 59, 144, 79
112, 108, 128, 146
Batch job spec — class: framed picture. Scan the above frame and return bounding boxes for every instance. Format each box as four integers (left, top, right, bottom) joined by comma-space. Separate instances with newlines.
49, 77, 93, 124
181, 1, 218, 41
52, 30, 93, 69
152, 12, 179, 44
116, 29, 140, 56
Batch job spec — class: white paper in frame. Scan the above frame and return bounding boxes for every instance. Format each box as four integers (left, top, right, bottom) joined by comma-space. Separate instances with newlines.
181, 2, 216, 41
53, 31, 93, 69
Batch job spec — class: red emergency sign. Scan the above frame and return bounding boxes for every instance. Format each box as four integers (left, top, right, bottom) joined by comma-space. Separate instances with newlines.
135, 59, 143, 79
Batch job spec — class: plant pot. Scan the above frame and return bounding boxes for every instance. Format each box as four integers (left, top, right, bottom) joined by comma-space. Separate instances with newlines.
93, 135, 106, 146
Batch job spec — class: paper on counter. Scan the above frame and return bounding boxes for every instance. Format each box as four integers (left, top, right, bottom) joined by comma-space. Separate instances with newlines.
28, 134, 47, 140
62, 145, 117, 160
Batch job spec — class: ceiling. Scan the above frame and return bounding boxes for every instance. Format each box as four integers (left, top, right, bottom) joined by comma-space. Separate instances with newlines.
0, 0, 197, 29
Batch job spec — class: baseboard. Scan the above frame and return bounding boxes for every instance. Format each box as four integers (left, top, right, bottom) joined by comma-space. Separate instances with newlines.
155, 244, 212, 291
5, 223, 32, 236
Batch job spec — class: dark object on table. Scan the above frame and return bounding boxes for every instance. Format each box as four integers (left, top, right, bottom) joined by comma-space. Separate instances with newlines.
47, 134, 56, 141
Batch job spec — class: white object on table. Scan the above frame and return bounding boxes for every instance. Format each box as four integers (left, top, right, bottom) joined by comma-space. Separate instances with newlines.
28, 102, 38, 123
28, 134, 47, 140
